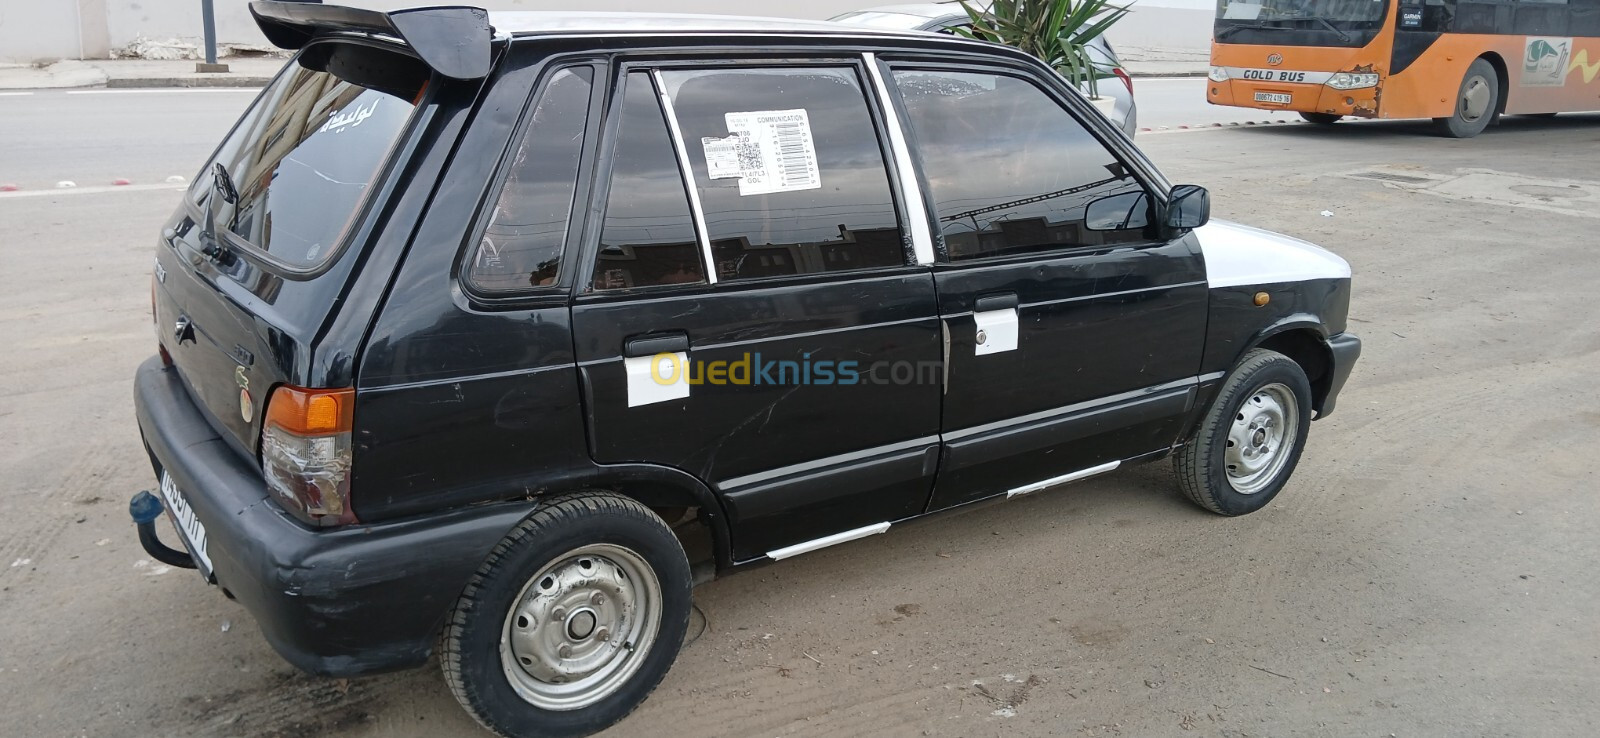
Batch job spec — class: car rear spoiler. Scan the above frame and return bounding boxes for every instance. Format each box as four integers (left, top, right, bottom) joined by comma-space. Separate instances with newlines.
249, 1, 493, 80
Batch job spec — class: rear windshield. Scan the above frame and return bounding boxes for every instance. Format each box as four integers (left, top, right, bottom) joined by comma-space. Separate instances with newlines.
191, 44, 425, 270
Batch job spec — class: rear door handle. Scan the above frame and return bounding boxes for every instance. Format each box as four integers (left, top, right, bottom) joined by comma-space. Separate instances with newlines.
624, 332, 689, 358
974, 292, 1019, 312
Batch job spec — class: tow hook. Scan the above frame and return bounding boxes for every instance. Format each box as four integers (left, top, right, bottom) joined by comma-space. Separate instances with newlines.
129, 490, 197, 570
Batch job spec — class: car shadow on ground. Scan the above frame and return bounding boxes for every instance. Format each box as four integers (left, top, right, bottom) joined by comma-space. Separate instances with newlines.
182, 458, 1215, 738
1231, 112, 1600, 140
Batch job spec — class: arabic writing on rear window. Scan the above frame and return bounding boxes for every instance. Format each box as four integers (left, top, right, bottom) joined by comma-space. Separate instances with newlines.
195, 59, 417, 269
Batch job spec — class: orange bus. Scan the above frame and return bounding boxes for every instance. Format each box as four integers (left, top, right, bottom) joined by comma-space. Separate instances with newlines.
1208, 0, 1600, 136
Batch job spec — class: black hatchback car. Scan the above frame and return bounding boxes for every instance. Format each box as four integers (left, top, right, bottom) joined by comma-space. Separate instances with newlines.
132, 4, 1360, 736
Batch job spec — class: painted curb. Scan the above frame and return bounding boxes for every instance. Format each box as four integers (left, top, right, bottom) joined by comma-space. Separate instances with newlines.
104, 76, 273, 89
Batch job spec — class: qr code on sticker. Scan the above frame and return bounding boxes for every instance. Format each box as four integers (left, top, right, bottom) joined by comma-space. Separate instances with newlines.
730, 133, 763, 173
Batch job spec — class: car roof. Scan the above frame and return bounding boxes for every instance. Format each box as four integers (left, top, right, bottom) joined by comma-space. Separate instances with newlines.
488, 11, 942, 38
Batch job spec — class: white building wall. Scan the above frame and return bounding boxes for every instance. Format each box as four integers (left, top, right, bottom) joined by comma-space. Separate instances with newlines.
0, 0, 90, 62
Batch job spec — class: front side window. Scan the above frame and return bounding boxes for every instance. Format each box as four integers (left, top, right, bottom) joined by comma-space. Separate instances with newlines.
893, 69, 1149, 261
660, 66, 906, 281
198, 45, 424, 270
468, 67, 594, 292
592, 73, 708, 291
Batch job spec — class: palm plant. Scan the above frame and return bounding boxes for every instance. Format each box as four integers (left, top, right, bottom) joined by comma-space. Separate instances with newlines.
956, 0, 1132, 98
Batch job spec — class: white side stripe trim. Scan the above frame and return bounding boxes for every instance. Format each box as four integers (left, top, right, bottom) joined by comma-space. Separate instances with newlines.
1006, 460, 1121, 499
653, 70, 718, 284
863, 53, 935, 266
767, 522, 891, 561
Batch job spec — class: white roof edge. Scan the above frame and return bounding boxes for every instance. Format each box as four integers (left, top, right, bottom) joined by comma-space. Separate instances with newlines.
488, 10, 947, 38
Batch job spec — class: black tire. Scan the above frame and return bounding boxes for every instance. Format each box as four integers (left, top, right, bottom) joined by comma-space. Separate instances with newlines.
1175, 349, 1313, 516
441, 492, 692, 738
1299, 112, 1343, 125
1433, 58, 1499, 138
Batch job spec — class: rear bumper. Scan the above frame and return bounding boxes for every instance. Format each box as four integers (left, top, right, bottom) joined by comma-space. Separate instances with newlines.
1318, 332, 1361, 418
132, 356, 529, 677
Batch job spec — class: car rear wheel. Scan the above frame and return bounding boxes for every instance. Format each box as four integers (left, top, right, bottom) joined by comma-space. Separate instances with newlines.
1175, 349, 1313, 516
442, 492, 692, 738
1433, 58, 1499, 138
1299, 112, 1342, 125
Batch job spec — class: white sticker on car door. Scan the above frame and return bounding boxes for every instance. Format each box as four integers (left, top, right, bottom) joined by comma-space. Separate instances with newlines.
626, 351, 691, 407
973, 308, 1019, 356
700, 108, 821, 196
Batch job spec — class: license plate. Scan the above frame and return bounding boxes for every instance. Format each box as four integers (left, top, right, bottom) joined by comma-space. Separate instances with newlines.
159, 471, 214, 578
1254, 92, 1292, 105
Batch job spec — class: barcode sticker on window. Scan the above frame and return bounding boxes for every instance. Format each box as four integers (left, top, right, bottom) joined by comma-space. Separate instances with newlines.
709, 109, 821, 197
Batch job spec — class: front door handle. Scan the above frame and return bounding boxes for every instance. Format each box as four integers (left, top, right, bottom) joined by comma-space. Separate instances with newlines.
972, 293, 1019, 356
974, 292, 1019, 313
624, 332, 689, 358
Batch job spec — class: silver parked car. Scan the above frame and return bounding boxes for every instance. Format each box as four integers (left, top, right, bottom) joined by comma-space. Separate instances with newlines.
829, 3, 1138, 135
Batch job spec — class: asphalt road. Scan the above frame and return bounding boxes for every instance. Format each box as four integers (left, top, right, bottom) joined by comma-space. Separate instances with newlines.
0, 80, 1296, 191
2, 89, 1598, 738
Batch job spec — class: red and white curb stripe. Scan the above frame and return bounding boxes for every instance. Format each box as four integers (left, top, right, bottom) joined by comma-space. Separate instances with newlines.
1139, 119, 1303, 135
0, 175, 186, 197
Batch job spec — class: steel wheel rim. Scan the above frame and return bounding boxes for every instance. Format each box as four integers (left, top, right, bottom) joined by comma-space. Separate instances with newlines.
1224, 383, 1298, 495
500, 543, 662, 711
1461, 76, 1491, 122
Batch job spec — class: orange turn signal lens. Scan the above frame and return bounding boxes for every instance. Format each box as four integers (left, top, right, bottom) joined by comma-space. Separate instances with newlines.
265, 386, 354, 435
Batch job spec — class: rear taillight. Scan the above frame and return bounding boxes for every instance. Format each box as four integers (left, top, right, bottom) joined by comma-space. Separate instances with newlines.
261, 386, 357, 526
1113, 67, 1134, 95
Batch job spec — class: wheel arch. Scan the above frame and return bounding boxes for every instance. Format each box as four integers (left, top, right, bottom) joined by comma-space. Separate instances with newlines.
580, 463, 734, 572
1477, 52, 1510, 119
1247, 322, 1336, 417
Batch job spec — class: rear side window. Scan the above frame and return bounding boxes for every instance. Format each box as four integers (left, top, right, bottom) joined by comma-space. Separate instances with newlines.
592, 73, 707, 290
660, 66, 905, 281
893, 69, 1148, 260
468, 67, 594, 292
195, 45, 424, 270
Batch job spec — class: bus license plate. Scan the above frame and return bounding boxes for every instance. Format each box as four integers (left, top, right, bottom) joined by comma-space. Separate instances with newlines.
1254, 92, 1292, 105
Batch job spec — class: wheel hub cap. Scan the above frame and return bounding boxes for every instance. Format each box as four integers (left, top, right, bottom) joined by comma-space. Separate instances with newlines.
1224, 383, 1299, 495
566, 609, 597, 640
500, 543, 662, 711
1461, 77, 1491, 121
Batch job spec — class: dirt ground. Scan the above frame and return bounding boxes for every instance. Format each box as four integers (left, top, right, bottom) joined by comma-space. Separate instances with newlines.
3, 116, 1597, 737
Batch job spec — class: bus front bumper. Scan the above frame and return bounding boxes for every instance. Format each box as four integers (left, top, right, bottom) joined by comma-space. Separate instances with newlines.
1205, 78, 1381, 118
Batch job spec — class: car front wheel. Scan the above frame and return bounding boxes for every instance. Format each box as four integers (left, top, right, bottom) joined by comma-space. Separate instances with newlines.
1175, 349, 1313, 516
442, 492, 692, 738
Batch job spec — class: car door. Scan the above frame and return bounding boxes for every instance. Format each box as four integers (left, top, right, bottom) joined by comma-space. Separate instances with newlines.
569, 62, 942, 562
884, 62, 1209, 511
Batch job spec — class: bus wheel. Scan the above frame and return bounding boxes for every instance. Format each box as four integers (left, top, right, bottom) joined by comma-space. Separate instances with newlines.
1434, 59, 1499, 138
1299, 112, 1342, 125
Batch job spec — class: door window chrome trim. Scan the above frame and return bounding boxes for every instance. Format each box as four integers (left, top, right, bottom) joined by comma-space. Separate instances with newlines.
652, 69, 719, 284
863, 52, 935, 266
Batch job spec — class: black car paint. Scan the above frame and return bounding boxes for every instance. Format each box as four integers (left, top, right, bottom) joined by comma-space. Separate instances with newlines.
135, 27, 1358, 678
